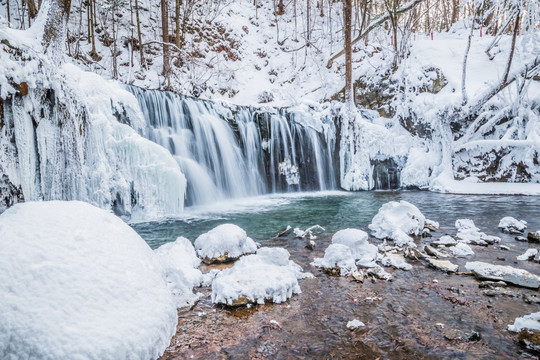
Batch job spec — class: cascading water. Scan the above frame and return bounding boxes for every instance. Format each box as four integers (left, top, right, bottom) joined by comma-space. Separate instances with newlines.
129, 87, 338, 206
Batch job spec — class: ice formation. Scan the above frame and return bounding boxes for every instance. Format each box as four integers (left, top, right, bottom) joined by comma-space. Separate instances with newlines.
331, 228, 378, 267
194, 224, 257, 262
211, 247, 305, 306
0, 201, 177, 359
311, 243, 358, 276
368, 200, 426, 247
154, 236, 203, 307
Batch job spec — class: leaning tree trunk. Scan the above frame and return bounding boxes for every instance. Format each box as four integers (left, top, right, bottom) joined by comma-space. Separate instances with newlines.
344, 0, 353, 108
42, 0, 72, 62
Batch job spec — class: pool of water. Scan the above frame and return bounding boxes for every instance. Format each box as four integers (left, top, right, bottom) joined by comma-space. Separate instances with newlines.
132, 190, 540, 249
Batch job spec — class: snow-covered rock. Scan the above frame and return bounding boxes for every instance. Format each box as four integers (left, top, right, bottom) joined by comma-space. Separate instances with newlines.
466, 261, 540, 289
449, 242, 475, 257
194, 224, 257, 263
508, 312, 540, 332
431, 235, 458, 246
369, 201, 425, 247
311, 243, 357, 276
381, 253, 412, 271
154, 236, 203, 307
0, 201, 177, 360
211, 247, 305, 306
455, 219, 500, 246
426, 258, 459, 273
517, 249, 538, 261
346, 319, 365, 330
498, 217, 527, 234
425, 219, 440, 230
331, 228, 378, 267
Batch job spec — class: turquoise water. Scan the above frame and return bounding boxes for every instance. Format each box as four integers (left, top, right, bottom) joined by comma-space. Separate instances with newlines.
132, 190, 540, 249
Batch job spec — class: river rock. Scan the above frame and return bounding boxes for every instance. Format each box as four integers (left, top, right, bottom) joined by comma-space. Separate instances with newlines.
367, 267, 393, 281
515, 236, 528, 242
498, 217, 527, 234
465, 262, 540, 289
404, 247, 427, 260
381, 253, 412, 270
426, 258, 458, 273
195, 224, 257, 264
424, 245, 449, 258
424, 219, 439, 231
518, 329, 540, 351
431, 235, 458, 247
351, 270, 365, 283
509, 312, 540, 351
527, 231, 540, 243
517, 249, 538, 261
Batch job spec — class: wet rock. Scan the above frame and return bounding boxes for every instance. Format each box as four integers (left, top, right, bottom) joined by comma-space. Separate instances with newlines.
518, 329, 540, 351
421, 229, 432, 238
426, 258, 458, 273
381, 253, 412, 270
351, 270, 365, 283
346, 319, 365, 330
498, 217, 527, 235
500, 245, 510, 251
482, 288, 519, 298
424, 245, 449, 259
442, 328, 465, 341
527, 231, 540, 243
523, 294, 540, 304
465, 261, 540, 289
305, 240, 316, 250
468, 331, 482, 342
404, 247, 426, 260
517, 249, 538, 261
424, 219, 440, 231
367, 267, 393, 281
515, 236, 528, 242
431, 236, 457, 247
479, 281, 507, 288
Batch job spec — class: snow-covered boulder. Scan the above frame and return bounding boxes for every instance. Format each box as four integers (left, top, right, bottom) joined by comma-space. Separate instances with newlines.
211, 247, 305, 306
498, 217, 527, 234
455, 219, 500, 246
465, 261, 540, 289
431, 235, 458, 247
449, 242, 475, 257
194, 224, 257, 264
509, 312, 540, 332
0, 201, 177, 360
154, 236, 203, 307
332, 228, 378, 267
381, 253, 412, 270
311, 243, 357, 276
368, 200, 425, 247
517, 249, 538, 261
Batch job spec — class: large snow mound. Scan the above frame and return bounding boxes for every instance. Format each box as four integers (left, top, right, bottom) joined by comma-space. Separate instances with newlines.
368, 201, 425, 246
0, 201, 177, 360
331, 228, 378, 267
211, 247, 304, 306
154, 236, 203, 307
194, 223, 257, 262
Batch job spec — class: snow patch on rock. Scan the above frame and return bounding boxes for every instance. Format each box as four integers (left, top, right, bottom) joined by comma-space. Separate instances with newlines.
194, 224, 257, 262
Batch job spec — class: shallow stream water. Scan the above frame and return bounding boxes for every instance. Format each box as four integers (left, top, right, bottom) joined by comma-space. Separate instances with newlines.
131, 191, 540, 359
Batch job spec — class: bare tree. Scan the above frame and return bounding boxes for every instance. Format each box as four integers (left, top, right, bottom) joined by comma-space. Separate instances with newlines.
344, 0, 353, 107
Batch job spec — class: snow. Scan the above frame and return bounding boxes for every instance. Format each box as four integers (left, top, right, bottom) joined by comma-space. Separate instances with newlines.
211, 247, 306, 306
331, 229, 378, 267
455, 219, 500, 245
381, 253, 413, 271
0, 201, 177, 359
425, 219, 440, 229
194, 224, 257, 261
449, 242, 475, 257
154, 237, 203, 307
368, 201, 425, 247
498, 217, 527, 233
347, 319, 365, 330
432, 235, 458, 246
508, 312, 540, 332
517, 249, 538, 261
311, 243, 358, 276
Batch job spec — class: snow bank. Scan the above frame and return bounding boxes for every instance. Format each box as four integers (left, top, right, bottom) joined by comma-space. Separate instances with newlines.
311, 243, 357, 276
194, 224, 257, 263
508, 312, 540, 332
154, 237, 203, 307
211, 247, 304, 306
0, 201, 177, 359
332, 229, 378, 267
368, 201, 425, 247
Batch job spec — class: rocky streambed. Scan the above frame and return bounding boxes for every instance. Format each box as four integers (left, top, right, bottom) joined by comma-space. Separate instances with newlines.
160, 228, 540, 360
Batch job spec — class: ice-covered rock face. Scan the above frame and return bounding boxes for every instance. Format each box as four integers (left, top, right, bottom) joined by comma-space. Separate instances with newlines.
194, 223, 257, 263
0, 201, 177, 360
211, 247, 305, 306
154, 236, 203, 307
368, 200, 425, 247
311, 243, 357, 276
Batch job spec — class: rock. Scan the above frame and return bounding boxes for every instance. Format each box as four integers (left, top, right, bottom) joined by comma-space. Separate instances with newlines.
517, 249, 538, 261
523, 294, 540, 304
424, 245, 450, 259
195, 224, 257, 264
426, 258, 458, 273
346, 319, 365, 330
518, 329, 540, 351
482, 288, 519, 298
468, 331, 482, 342
527, 231, 540, 243
498, 217, 527, 234
466, 261, 540, 289
305, 240, 316, 250
381, 253, 412, 270
367, 267, 393, 281
500, 245, 510, 251
351, 270, 364, 283
424, 219, 439, 231
431, 236, 458, 247
421, 229, 432, 238
449, 242, 475, 257
481, 235, 501, 245
404, 247, 426, 260
515, 236, 528, 242
479, 281, 507, 288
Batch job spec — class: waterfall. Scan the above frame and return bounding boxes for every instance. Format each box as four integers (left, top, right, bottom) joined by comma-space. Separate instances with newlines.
129, 87, 338, 206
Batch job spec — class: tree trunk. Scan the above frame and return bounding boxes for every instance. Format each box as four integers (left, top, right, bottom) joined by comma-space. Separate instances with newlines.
344, 0, 353, 107
42, 0, 72, 61
161, 0, 170, 81
135, 0, 145, 68
502, 7, 520, 85
461, 12, 476, 105
175, 0, 182, 48
27, 0, 38, 19
7, 0, 11, 26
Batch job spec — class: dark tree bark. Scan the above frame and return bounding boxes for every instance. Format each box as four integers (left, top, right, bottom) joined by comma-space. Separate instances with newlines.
135, 0, 145, 68
42, 0, 72, 60
344, 0, 353, 106
161, 0, 170, 87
